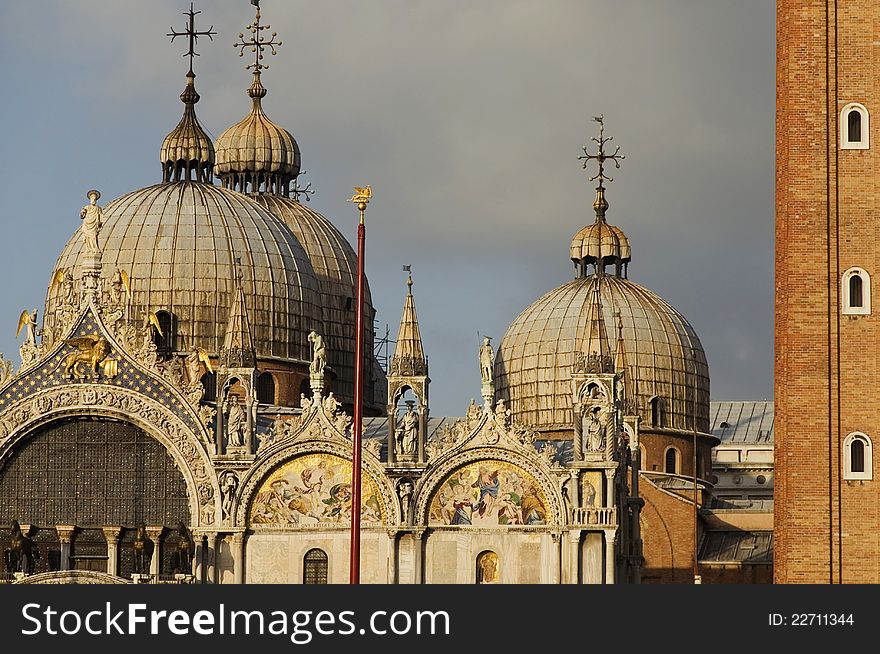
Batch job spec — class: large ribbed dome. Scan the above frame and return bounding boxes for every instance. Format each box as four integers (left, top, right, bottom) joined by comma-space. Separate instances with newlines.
46, 182, 322, 362
250, 193, 386, 407
495, 275, 709, 435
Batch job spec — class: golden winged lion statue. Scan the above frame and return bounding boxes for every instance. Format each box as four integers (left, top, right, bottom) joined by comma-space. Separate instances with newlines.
59, 336, 113, 379
349, 185, 372, 204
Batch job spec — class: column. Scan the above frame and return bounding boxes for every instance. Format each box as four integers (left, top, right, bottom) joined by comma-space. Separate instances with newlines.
417, 408, 428, 464
386, 530, 398, 584
604, 529, 617, 585
56, 525, 76, 572
102, 527, 122, 577
387, 405, 397, 464
604, 469, 616, 508
573, 407, 583, 461
231, 532, 245, 584
192, 532, 209, 583
413, 530, 425, 584
550, 532, 562, 584
567, 530, 581, 584
146, 526, 164, 576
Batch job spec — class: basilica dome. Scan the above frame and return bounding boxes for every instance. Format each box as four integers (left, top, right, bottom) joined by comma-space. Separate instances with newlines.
47, 181, 322, 363
494, 274, 709, 435
495, 168, 709, 437
251, 193, 384, 405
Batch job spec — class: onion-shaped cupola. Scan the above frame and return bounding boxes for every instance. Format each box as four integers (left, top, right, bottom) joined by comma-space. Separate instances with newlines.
570, 117, 631, 278
160, 72, 216, 183
214, 2, 301, 196
160, 5, 217, 183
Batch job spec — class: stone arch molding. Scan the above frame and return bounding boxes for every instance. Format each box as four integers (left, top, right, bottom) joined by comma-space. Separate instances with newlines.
0, 385, 219, 528
414, 446, 565, 527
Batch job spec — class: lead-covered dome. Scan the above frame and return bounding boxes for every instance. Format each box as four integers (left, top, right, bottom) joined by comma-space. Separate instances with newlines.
495, 275, 709, 435
47, 182, 322, 362
251, 193, 387, 408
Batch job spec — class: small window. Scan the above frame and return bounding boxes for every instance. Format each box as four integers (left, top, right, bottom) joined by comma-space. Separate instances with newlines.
840, 103, 869, 149
257, 372, 276, 405
843, 432, 872, 481
850, 275, 863, 307
664, 447, 679, 475
848, 110, 862, 143
650, 397, 664, 428
201, 372, 217, 401
842, 267, 871, 315
153, 310, 176, 354
303, 548, 328, 584
476, 550, 499, 584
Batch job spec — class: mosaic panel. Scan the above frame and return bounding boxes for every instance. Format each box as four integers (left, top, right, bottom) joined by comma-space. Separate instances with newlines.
428, 460, 548, 526
250, 454, 386, 526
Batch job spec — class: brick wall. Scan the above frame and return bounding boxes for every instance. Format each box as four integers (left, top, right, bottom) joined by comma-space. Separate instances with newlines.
776, 0, 880, 583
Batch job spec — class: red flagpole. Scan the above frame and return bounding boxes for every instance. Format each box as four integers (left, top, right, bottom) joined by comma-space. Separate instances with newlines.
350, 191, 368, 584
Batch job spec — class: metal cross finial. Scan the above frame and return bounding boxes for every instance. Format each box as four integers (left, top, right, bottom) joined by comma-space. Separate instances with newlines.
233, 0, 282, 73
578, 114, 625, 188
291, 172, 315, 202
167, 3, 217, 75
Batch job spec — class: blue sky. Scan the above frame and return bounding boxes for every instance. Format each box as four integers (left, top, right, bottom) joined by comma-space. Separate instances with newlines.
0, 1, 775, 416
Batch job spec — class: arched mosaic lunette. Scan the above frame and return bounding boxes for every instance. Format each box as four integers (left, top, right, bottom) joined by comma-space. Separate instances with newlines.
414, 446, 564, 527
236, 440, 399, 528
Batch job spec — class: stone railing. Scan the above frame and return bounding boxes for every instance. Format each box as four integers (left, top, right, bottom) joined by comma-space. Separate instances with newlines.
571, 507, 617, 528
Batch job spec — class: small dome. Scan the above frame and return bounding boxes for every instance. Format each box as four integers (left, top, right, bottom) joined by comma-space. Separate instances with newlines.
160, 72, 215, 183
215, 74, 301, 195
495, 275, 709, 436
569, 221, 631, 265
46, 182, 322, 363
570, 187, 631, 277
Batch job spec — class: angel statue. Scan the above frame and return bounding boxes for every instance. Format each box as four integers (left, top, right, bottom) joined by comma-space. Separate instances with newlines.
16, 310, 38, 348
186, 347, 213, 384
141, 311, 163, 349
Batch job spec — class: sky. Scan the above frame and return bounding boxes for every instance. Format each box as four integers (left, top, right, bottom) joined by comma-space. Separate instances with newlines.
0, 0, 775, 417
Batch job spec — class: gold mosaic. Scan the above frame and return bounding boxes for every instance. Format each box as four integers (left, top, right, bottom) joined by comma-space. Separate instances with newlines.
428, 460, 548, 526
250, 453, 385, 526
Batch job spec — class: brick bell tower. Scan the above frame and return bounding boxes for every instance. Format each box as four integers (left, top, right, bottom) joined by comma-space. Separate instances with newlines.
776, 0, 880, 583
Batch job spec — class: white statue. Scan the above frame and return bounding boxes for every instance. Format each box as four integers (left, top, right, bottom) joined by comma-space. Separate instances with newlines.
0, 353, 14, 386
308, 331, 326, 374
479, 336, 494, 383
397, 404, 418, 455
397, 480, 414, 524
323, 391, 340, 415
585, 405, 607, 453
226, 395, 246, 447
79, 190, 103, 255
61, 268, 77, 306
221, 471, 239, 521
